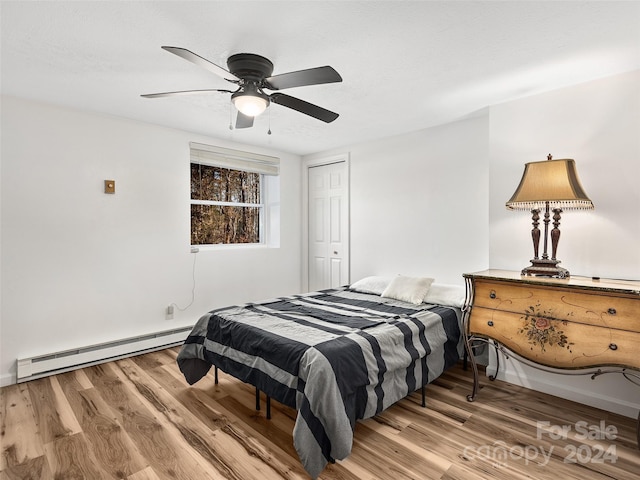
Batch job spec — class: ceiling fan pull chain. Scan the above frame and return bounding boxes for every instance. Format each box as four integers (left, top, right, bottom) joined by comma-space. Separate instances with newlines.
268, 107, 272, 135
228, 101, 233, 130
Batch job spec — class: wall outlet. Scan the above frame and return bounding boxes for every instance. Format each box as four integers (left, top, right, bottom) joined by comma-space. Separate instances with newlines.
166, 304, 174, 319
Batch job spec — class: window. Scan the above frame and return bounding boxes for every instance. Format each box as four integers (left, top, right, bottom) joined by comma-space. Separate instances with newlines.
189, 143, 279, 246
191, 164, 262, 244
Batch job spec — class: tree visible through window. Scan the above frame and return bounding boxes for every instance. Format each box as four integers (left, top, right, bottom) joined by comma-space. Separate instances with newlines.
191, 163, 262, 245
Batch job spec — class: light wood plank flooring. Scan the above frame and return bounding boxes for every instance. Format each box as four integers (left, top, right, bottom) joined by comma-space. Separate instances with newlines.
2, 347, 639, 479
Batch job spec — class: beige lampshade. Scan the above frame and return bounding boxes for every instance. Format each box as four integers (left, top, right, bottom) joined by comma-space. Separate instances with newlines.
506, 158, 594, 211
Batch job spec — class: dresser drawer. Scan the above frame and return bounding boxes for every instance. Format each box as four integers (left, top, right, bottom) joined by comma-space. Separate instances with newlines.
469, 307, 640, 370
472, 279, 640, 332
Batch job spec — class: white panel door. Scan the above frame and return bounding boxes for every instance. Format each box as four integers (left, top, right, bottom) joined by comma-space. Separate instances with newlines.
308, 161, 349, 291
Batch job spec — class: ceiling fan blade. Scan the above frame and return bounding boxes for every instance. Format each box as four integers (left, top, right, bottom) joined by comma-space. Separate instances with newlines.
141, 89, 233, 98
269, 93, 339, 123
264, 66, 342, 90
161, 46, 240, 82
235, 112, 254, 129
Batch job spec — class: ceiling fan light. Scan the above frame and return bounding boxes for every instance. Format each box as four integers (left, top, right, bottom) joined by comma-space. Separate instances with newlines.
232, 93, 269, 117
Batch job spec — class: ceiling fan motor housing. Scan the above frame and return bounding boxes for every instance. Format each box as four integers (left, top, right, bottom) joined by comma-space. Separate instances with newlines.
227, 53, 274, 82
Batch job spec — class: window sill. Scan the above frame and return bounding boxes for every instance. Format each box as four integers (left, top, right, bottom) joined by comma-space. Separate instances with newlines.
190, 243, 272, 252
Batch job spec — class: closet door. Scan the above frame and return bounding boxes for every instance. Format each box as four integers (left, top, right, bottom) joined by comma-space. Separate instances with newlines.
308, 161, 349, 291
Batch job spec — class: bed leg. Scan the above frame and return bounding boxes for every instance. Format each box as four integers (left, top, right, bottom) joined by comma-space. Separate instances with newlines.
214, 366, 219, 385
255, 388, 261, 411
266, 396, 271, 420
421, 385, 426, 408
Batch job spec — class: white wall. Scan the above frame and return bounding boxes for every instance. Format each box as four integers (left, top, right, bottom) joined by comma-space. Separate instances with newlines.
489, 70, 640, 279
305, 115, 491, 286
0, 96, 302, 385
488, 70, 640, 417
304, 71, 639, 418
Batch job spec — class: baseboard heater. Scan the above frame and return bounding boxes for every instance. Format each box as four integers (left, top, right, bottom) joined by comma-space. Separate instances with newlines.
16, 326, 193, 383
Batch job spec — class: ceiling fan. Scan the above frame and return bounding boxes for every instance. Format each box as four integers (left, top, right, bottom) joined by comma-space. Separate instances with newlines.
142, 46, 342, 129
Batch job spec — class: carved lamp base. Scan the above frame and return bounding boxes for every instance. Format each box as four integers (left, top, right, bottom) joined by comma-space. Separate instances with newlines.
522, 258, 570, 279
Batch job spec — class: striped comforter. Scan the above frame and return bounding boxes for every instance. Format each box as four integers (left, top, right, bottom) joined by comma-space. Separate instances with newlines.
176, 287, 463, 478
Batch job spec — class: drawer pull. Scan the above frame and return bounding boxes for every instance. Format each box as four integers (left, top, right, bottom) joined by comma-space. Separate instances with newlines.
609, 343, 618, 351
489, 291, 496, 299
487, 321, 494, 327
607, 308, 617, 315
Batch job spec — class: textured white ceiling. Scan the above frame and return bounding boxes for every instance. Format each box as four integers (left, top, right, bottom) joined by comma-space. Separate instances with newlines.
2, 1, 639, 155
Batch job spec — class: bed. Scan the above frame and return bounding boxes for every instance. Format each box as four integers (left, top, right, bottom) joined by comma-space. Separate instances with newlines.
176, 276, 465, 478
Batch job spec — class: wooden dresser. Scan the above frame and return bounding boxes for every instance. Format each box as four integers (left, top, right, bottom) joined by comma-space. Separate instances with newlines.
462, 270, 640, 444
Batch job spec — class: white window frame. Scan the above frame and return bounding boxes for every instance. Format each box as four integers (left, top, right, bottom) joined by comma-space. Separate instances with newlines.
189, 142, 279, 248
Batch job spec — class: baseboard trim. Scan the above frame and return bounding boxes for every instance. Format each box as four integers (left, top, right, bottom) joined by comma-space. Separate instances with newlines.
1, 373, 16, 387
491, 362, 639, 419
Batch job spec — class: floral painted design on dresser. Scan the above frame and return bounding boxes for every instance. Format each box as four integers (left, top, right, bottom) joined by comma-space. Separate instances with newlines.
518, 303, 574, 353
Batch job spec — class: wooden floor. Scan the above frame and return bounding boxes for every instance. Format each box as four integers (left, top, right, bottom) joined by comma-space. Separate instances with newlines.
1, 347, 639, 480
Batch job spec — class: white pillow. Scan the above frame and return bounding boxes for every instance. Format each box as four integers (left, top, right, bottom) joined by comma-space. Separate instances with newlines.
381, 275, 434, 305
424, 283, 466, 308
350, 276, 393, 295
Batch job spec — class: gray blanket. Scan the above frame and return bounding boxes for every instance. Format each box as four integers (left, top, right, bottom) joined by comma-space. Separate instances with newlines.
177, 287, 463, 478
